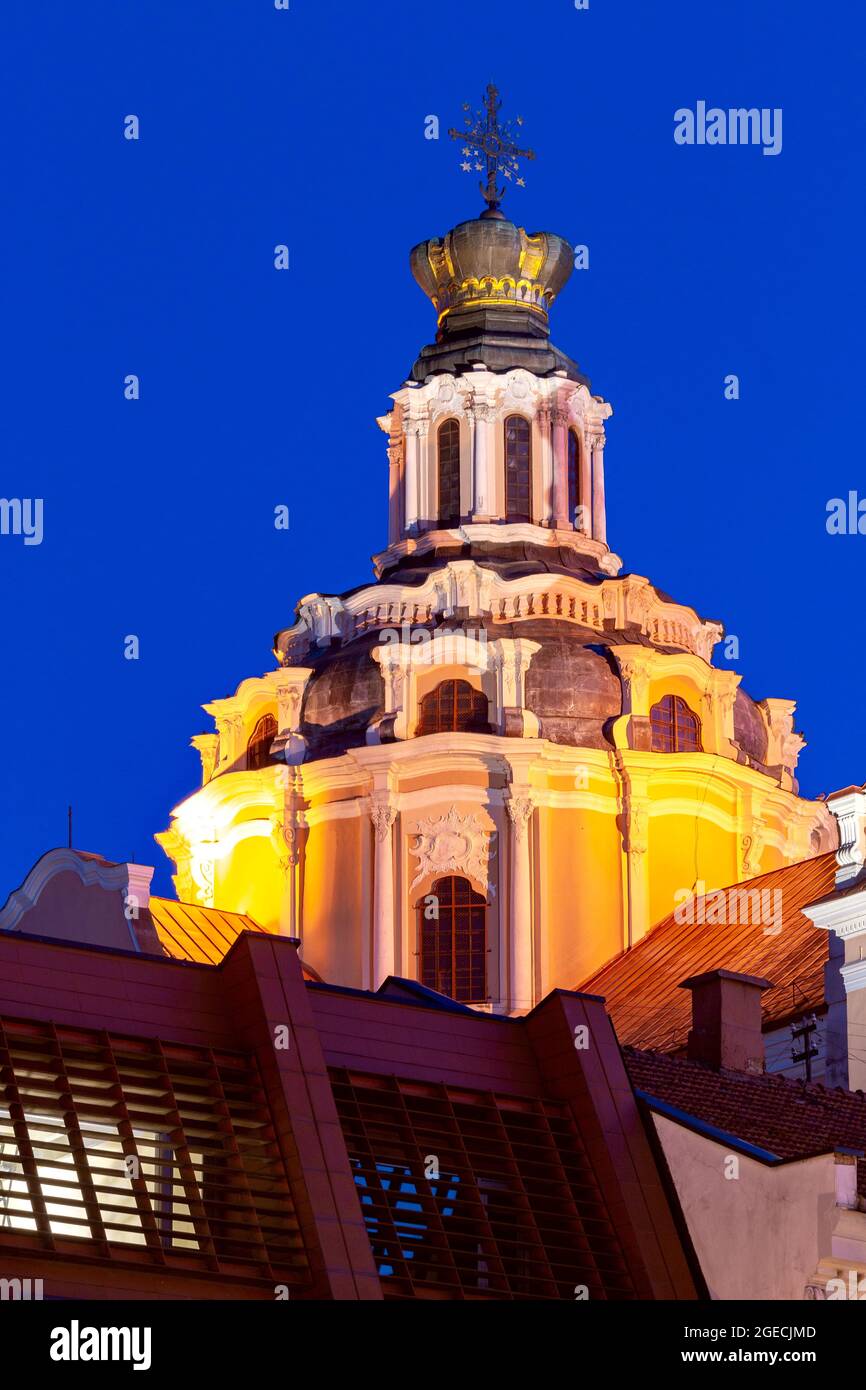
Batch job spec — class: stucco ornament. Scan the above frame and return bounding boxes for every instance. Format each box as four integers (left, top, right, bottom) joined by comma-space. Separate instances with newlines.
409, 806, 496, 894
370, 801, 398, 843
741, 819, 767, 878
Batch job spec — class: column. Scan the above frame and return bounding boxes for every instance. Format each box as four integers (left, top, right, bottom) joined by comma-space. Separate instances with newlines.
404, 426, 419, 534
489, 637, 542, 737
274, 667, 313, 764
538, 405, 554, 526
216, 713, 244, 771
579, 431, 592, 534
591, 434, 607, 544
388, 442, 402, 545
624, 795, 651, 946
466, 407, 476, 522
273, 768, 307, 941
507, 793, 535, 1013
416, 414, 431, 528
371, 800, 397, 985
551, 407, 569, 528
472, 404, 493, 519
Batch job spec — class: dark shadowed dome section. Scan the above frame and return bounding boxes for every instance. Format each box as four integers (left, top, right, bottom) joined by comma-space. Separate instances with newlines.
292, 615, 771, 766
734, 688, 769, 766
522, 626, 622, 748
301, 641, 384, 758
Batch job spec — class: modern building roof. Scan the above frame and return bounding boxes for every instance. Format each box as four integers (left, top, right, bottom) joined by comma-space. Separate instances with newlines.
0, 927, 700, 1301
580, 853, 838, 1052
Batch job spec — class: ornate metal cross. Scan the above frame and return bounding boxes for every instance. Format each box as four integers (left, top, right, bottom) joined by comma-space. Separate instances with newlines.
448, 83, 535, 214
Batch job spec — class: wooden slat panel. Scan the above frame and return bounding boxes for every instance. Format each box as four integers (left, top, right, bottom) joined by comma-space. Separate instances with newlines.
0, 1014, 311, 1289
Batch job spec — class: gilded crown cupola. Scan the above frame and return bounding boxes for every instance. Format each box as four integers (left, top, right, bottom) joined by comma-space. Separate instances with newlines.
375, 85, 616, 580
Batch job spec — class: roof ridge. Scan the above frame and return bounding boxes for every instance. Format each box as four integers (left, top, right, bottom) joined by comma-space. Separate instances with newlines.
626, 1045, 866, 1104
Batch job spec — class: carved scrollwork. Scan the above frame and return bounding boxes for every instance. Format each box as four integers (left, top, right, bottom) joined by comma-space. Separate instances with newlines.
409, 806, 496, 894
741, 819, 767, 877
506, 795, 535, 840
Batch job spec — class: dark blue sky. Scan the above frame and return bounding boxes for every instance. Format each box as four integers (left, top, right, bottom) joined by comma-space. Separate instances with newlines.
2, 1, 864, 898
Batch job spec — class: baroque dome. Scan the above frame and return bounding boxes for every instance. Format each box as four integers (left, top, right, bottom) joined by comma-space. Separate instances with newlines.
158, 99, 832, 1015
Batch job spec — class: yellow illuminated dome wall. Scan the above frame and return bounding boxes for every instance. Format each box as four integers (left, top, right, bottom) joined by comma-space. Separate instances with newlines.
157, 202, 834, 1014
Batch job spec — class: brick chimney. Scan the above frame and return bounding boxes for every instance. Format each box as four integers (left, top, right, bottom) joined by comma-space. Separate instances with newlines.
679, 969, 772, 1073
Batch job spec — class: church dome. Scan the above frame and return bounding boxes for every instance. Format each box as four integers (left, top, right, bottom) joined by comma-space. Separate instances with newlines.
158, 85, 831, 1016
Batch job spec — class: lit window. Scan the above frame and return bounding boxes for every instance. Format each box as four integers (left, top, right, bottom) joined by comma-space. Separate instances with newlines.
437, 419, 461, 525
416, 680, 490, 736
0, 1021, 304, 1279
420, 875, 487, 1003
0, 1113, 197, 1247
567, 429, 580, 526
650, 695, 702, 753
505, 416, 532, 521
247, 714, 277, 770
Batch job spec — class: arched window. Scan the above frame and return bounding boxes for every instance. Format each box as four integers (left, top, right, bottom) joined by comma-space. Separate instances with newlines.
567, 429, 580, 527
650, 695, 702, 753
416, 679, 490, 736
505, 415, 532, 521
247, 713, 277, 770
437, 418, 461, 525
420, 875, 487, 1002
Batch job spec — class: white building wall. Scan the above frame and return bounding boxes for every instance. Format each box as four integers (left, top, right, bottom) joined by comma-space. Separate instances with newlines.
651, 1114, 835, 1300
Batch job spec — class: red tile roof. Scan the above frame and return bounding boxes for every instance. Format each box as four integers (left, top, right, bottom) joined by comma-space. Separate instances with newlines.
625, 1046, 866, 1172
580, 853, 837, 1052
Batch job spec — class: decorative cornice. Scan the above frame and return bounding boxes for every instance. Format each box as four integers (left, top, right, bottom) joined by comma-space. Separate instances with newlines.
822, 790, 866, 885
390, 368, 611, 436
803, 885, 866, 940
275, 558, 729, 670
371, 523, 622, 582
841, 957, 866, 993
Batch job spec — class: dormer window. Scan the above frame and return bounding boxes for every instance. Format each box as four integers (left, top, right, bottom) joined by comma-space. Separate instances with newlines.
437, 419, 461, 525
650, 695, 702, 753
417, 680, 490, 736
247, 714, 278, 770
505, 415, 532, 522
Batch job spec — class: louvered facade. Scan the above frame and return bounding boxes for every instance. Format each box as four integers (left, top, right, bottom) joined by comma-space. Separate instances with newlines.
0, 1018, 309, 1292
331, 1070, 640, 1299
0, 925, 699, 1301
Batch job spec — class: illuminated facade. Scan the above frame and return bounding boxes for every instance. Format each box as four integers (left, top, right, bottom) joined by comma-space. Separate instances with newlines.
157, 199, 835, 1014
